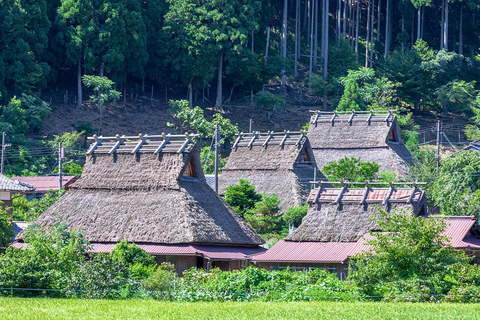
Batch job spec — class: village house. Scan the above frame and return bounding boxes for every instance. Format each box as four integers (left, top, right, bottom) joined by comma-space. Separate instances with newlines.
0, 174, 32, 212
307, 110, 413, 178
11, 175, 77, 199
218, 131, 322, 212
17, 133, 265, 274
250, 183, 427, 279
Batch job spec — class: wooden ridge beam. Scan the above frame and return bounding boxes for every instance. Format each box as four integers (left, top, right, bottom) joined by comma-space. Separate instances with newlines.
263, 132, 273, 148
154, 134, 171, 154
131, 134, 146, 154
108, 135, 124, 155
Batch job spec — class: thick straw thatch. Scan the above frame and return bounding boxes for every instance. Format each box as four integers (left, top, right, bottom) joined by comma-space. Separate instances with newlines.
218, 132, 321, 212
26, 134, 263, 246
286, 186, 427, 242
308, 111, 413, 177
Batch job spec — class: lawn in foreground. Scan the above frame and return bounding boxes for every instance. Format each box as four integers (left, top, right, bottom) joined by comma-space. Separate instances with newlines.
1, 298, 480, 320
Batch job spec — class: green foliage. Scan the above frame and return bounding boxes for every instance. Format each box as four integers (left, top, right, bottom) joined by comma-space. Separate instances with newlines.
282, 205, 308, 228
82, 75, 121, 106
200, 146, 226, 174
0, 206, 14, 247
244, 193, 282, 234
11, 189, 65, 222
431, 150, 480, 216
323, 157, 380, 182
142, 263, 176, 300
337, 75, 365, 111
169, 100, 238, 144
435, 80, 478, 113
0, 220, 89, 296
349, 208, 470, 297
253, 91, 286, 111
224, 179, 262, 217
177, 266, 360, 302
61, 253, 131, 299
111, 240, 156, 268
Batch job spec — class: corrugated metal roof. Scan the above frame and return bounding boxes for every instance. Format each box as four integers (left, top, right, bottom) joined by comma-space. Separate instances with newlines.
11, 176, 77, 192
88, 243, 265, 260
442, 216, 477, 248
307, 187, 424, 204
250, 240, 355, 263
0, 174, 33, 192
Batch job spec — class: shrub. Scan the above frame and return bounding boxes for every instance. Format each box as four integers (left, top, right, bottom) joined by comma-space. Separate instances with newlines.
142, 263, 177, 300
254, 91, 286, 111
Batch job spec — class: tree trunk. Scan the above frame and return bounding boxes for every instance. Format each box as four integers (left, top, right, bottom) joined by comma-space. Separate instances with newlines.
355, 0, 359, 54
384, 0, 390, 58
295, 0, 300, 77
309, 0, 315, 77
417, 6, 421, 40
265, 26, 270, 66
337, 0, 341, 42
323, 0, 329, 79
343, 0, 347, 38
323, 0, 329, 109
459, 2, 463, 55
421, 5, 425, 39
314, 0, 319, 69
442, 99, 448, 115
214, 54, 223, 110
441, 0, 445, 49
281, 0, 288, 90
401, 14, 405, 54
77, 59, 82, 108
365, 0, 370, 68
377, 0, 381, 42
369, 0, 374, 68
444, 0, 449, 51
188, 81, 193, 108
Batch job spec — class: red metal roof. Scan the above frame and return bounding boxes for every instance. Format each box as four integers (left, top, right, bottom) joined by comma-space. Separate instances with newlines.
250, 240, 356, 264
89, 243, 265, 260
307, 187, 425, 204
11, 176, 78, 192
442, 216, 480, 249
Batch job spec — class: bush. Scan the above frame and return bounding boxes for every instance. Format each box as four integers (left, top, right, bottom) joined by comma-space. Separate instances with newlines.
142, 263, 176, 300
283, 205, 308, 229
111, 240, 155, 267
61, 253, 131, 299
254, 91, 286, 111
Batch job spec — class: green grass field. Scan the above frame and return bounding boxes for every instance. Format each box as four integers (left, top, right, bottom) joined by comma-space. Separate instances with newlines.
1, 298, 479, 319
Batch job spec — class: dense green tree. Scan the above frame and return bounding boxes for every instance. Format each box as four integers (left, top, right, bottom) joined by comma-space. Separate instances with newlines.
431, 150, 480, 216
350, 208, 470, 297
323, 157, 380, 182
224, 179, 262, 217
283, 204, 308, 229
0, 0, 50, 97
162, 0, 262, 108
244, 193, 281, 234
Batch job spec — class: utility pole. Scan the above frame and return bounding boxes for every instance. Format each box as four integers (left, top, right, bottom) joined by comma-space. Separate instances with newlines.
436, 120, 441, 169
249, 119, 253, 135
1, 132, 5, 174
214, 122, 219, 194
59, 142, 64, 190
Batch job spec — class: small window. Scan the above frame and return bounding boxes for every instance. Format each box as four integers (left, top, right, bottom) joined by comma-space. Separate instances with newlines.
388, 127, 399, 142
183, 157, 197, 177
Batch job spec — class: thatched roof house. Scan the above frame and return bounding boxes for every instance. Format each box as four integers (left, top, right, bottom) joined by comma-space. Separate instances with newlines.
21, 133, 265, 273
251, 183, 427, 278
218, 131, 321, 212
307, 110, 413, 177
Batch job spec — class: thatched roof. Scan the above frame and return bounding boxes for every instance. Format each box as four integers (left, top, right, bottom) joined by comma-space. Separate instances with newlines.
285, 185, 427, 242
25, 134, 263, 246
218, 131, 321, 212
307, 111, 413, 177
